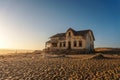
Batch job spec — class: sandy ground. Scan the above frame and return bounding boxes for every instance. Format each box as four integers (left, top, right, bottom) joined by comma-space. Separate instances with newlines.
0, 53, 120, 80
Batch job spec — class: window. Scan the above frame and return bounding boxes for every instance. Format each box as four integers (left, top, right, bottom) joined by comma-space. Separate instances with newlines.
60, 42, 62, 47
63, 42, 66, 47
79, 41, 82, 47
52, 43, 57, 47
68, 41, 71, 49
68, 32, 71, 36
74, 41, 77, 47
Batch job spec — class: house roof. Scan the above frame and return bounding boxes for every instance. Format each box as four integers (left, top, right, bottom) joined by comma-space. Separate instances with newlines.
50, 28, 95, 40
50, 33, 66, 38
66, 28, 76, 33
46, 39, 58, 43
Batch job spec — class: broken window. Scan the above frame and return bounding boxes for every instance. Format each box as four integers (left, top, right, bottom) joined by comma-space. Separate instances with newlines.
63, 41, 66, 47
74, 41, 77, 47
79, 41, 82, 47
60, 42, 62, 47
52, 43, 57, 47
68, 32, 71, 36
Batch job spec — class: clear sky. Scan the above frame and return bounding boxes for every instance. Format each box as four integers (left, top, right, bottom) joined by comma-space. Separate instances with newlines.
0, 0, 120, 50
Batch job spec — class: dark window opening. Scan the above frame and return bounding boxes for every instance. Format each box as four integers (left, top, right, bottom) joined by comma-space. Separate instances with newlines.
52, 43, 57, 47
68, 32, 71, 36
60, 42, 62, 47
74, 41, 77, 47
63, 42, 66, 47
68, 41, 71, 49
79, 41, 82, 47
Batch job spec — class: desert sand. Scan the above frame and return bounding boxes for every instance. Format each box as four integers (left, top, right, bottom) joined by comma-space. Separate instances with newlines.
0, 53, 120, 80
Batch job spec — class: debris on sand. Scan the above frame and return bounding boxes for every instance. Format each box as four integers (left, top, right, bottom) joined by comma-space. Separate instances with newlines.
90, 53, 108, 59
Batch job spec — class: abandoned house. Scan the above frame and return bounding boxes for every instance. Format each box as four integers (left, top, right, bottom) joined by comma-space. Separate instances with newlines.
45, 28, 95, 53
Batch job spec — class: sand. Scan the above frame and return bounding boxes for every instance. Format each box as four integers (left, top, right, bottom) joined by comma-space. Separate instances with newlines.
0, 53, 120, 80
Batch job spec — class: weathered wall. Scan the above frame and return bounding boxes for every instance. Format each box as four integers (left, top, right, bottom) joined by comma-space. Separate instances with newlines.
85, 31, 94, 51
47, 29, 94, 51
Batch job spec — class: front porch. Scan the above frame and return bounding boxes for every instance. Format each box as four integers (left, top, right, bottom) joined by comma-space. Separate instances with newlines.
45, 40, 84, 50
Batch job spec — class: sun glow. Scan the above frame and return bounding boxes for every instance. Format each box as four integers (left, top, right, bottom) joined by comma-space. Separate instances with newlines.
0, 39, 7, 49
0, 27, 10, 49
0, 25, 10, 49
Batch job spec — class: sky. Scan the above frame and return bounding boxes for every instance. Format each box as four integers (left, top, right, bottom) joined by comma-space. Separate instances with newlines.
0, 0, 120, 50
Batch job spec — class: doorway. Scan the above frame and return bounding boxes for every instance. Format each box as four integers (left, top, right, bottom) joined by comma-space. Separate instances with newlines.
68, 41, 71, 49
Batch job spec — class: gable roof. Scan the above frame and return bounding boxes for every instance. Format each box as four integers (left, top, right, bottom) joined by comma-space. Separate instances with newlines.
50, 28, 95, 40
66, 28, 76, 33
